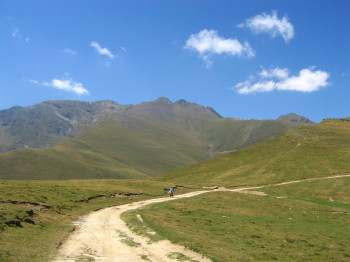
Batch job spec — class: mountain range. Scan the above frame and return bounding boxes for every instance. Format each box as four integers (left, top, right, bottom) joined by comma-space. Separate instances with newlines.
0, 100, 131, 153
0, 98, 312, 180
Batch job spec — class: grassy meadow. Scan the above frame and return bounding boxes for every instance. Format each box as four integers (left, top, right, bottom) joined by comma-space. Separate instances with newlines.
0, 179, 187, 262
123, 177, 350, 262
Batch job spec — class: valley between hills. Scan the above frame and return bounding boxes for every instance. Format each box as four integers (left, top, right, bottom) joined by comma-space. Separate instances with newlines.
0, 99, 349, 262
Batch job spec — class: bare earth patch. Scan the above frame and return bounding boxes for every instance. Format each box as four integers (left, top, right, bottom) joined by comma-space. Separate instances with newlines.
235, 190, 267, 196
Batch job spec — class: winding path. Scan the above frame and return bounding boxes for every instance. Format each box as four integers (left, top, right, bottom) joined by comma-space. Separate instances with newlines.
52, 174, 350, 262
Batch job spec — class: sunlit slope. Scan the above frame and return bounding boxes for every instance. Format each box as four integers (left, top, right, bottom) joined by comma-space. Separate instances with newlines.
201, 118, 303, 155
70, 115, 208, 175
0, 114, 207, 180
0, 144, 151, 180
156, 119, 350, 186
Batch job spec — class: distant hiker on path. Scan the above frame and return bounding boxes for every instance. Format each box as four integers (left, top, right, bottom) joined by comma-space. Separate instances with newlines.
169, 187, 174, 198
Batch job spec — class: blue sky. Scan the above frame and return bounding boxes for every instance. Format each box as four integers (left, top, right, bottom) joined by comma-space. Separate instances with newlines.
1, 0, 349, 122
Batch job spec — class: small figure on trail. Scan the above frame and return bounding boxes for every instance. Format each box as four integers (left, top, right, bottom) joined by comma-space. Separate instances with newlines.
169, 187, 175, 198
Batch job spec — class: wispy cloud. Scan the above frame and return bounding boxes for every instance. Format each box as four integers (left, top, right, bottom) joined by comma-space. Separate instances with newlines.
184, 29, 255, 68
30, 77, 89, 95
234, 67, 330, 94
62, 48, 77, 55
29, 79, 40, 85
91, 41, 115, 59
259, 67, 289, 79
12, 28, 30, 43
12, 28, 20, 38
342, 71, 350, 77
238, 11, 294, 42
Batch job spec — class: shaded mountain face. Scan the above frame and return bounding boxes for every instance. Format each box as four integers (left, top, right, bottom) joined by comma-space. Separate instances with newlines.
0, 100, 131, 153
277, 113, 315, 124
0, 98, 310, 180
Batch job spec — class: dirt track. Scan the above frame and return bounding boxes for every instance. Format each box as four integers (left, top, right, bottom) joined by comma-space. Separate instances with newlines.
52, 190, 213, 262
52, 174, 350, 262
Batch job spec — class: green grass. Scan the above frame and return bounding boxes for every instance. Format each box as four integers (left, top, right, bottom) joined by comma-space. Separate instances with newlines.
167, 252, 199, 262
261, 176, 350, 207
156, 119, 350, 187
0, 179, 172, 262
124, 178, 350, 262
140, 254, 151, 261
117, 230, 141, 247
122, 211, 165, 243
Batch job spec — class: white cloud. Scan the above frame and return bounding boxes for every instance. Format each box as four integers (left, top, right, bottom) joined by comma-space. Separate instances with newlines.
91, 41, 115, 59
184, 29, 255, 68
238, 11, 294, 42
120, 46, 127, 52
30, 78, 89, 95
276, 68, 330, 92
234, 67, 330, 94
62, 48, 77, 55
259, 67, 289, 79
236, 80, 276, 94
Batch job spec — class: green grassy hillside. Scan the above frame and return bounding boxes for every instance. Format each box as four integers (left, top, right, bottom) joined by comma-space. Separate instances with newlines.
0, 115, 207, 180
156, 119, 350, 187
201, 118, 303, 155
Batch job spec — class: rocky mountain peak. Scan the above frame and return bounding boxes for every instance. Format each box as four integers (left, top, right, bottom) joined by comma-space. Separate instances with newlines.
154, 97, 171, 103
175, 99, 188, 105
277, 113, 314, 124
